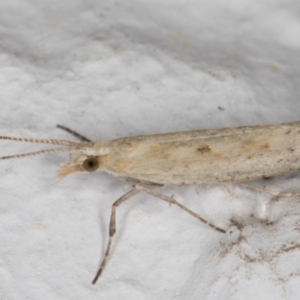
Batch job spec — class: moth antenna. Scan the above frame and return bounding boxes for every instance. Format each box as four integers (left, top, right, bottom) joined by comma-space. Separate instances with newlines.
56, 124, 91, 142
0, 136, 80, 147
0, 147, 72, 160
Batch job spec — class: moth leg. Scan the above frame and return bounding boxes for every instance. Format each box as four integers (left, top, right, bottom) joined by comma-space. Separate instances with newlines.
223, 184, 231, 194
237, 183, 300, 198
56, 124, 91, 142
92, 188, 140, 284
134, 184, 226, 233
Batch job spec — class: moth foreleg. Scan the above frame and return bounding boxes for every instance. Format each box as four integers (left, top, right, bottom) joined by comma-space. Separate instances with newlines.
92, 188, 140, 284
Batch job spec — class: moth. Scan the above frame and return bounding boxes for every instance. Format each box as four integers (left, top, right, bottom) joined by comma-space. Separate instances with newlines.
1, 121, 300, 283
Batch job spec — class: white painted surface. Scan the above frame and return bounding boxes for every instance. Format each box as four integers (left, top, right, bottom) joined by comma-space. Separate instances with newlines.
0, 1, 300, 299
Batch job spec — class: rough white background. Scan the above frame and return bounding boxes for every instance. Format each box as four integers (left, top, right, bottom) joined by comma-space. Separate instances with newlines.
0, 0, 300, 299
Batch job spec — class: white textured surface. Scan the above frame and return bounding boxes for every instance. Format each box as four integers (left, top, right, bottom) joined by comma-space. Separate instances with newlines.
1, 1, 300, 299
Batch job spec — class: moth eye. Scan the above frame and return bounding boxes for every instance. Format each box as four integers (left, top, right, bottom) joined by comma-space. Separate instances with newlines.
82, 157, 99, 172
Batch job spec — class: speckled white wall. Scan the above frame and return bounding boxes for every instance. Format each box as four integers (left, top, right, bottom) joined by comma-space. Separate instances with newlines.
0, 1, 300, 299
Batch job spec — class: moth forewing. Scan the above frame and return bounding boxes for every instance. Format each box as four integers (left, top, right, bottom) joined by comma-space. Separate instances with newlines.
96, 121, 300, 185
1, 121, 300, 284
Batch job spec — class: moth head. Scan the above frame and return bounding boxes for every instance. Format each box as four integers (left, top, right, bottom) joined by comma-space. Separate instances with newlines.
57, 155, 100, 178
56, 142, 110, 178
0, 125, 110, 179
